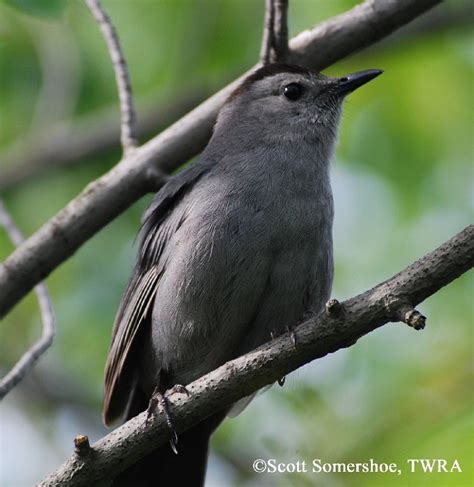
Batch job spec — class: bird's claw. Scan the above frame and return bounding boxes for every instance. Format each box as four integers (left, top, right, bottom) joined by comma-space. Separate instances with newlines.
285, 325, 297, 349
146, 387, 179, 454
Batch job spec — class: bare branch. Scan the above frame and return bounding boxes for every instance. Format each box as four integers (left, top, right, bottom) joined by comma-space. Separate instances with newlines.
0, 200, 56, 399
260, 0, 289, 64
288, 0, 441, 66
39, 225, 474, 485
84, 0, 138, 154
260, 0, 275, 64
0, 0, 442, 319
273, 0, 289, 61
371, 1, 474, 49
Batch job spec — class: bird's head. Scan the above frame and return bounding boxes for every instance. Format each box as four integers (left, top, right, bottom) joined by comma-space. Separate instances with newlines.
213, 64, 382, 151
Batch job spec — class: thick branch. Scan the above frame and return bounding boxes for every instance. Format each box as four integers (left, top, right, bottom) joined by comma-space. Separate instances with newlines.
0, 200, 56, 398
84, 0, 138, 154
375, 2, 474, 48
288, 0, 442, 66
0, 0, 441, 318
39, 225, 474, 486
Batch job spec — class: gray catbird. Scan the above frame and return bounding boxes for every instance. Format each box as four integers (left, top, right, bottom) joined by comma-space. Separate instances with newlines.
103, 63, 382, 486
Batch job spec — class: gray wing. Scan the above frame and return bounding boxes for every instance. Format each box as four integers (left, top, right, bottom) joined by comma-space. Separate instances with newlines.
103, 158, 215, 425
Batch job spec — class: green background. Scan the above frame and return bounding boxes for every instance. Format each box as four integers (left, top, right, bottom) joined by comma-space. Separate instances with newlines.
0, 1, 472, 485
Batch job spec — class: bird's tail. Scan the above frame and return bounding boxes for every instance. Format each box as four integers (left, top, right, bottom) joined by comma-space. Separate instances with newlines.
111, 387, 226, 487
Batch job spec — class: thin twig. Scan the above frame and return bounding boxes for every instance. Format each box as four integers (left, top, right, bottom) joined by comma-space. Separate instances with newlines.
273, 0, 289, 61
0, 199, 56, 399
39, 225, 473, 485
260, 0, 289, 64
260, 0, 275, 64
84, 0, 138, 155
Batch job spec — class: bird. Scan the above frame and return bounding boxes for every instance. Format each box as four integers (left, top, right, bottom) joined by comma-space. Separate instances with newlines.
103, 63, 382, 486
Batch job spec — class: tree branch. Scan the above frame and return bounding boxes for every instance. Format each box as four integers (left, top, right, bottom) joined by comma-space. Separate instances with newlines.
273, 0, 289, 61
260, 0, 289, 64
84, 0, 138, 154
0, 200, 56, 399
260, 0, 275, 65
2, 2, 466, 192
287, 0, 441, 67
0, 0, 442, 319
39, 225, 474, 486
370, 1, 474, 49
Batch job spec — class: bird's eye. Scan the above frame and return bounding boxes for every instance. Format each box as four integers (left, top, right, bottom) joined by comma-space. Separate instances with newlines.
283, 82, 304, 101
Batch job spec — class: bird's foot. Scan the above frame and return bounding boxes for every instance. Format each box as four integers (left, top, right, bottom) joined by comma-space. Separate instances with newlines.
285, 325, 298, 349
270, 325, 297, 349
146, 387, 179, 454
271, 325, 297, 386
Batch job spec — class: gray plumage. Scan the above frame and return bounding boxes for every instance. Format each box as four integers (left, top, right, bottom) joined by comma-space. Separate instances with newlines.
103, 63, 381, 485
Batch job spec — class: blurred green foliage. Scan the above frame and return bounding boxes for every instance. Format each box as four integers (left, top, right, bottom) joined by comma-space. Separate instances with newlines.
0, 1, 472, 486
3, 0, 67, 19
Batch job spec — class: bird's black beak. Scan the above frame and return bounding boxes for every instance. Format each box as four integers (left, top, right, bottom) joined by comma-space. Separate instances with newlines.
336, 69, 383, 96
